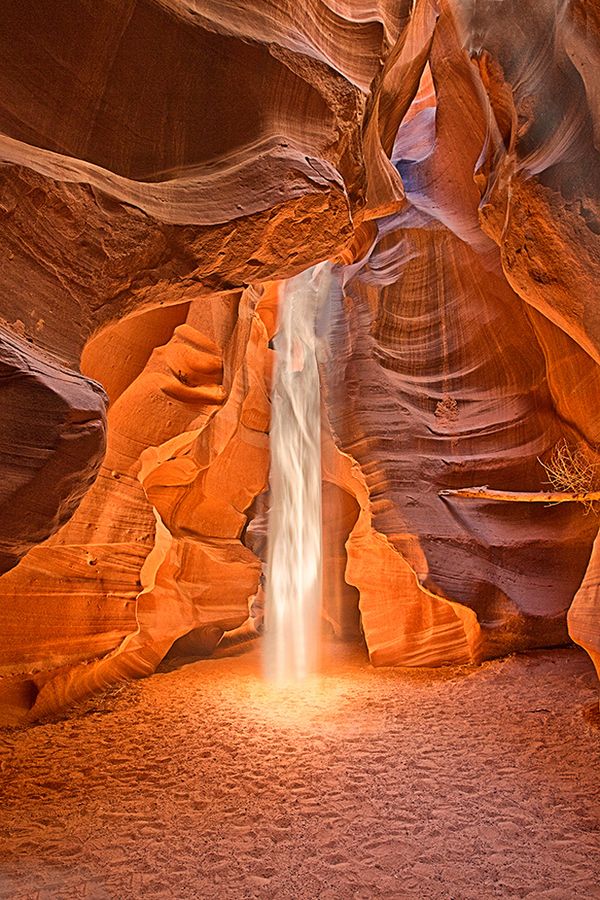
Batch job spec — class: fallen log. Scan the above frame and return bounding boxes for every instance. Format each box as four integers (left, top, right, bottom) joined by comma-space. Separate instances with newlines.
439, 486, 600, 503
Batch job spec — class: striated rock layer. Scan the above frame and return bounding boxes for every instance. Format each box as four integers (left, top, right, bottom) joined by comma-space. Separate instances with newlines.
1, 0, 600, 722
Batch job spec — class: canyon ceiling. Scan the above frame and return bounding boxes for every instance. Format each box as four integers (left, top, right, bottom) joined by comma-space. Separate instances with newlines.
1, 0, 600, 725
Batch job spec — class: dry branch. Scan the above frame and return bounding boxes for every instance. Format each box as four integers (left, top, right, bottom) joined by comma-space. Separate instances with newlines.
439, 486, 600, 503
440, 440, 600, 514
540, 439, 600, 494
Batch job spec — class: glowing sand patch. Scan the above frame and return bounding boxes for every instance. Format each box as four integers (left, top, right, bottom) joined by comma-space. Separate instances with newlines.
265, 263, 331, 683
249, 677, 352, 729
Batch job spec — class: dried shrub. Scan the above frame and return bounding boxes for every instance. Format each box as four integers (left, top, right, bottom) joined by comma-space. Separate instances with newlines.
539, 439, 600, 514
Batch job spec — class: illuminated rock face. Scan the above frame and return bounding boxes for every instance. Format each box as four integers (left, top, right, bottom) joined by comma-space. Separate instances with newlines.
0, 0, 600, 722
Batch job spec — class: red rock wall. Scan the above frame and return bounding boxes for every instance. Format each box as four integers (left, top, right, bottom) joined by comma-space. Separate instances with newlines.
1, 0, 600, 722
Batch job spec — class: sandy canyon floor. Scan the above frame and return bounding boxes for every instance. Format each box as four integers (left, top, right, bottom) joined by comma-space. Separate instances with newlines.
0, 642, 599, 900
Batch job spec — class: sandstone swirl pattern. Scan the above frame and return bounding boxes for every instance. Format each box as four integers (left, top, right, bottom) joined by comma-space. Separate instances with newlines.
0, 0, 599, 722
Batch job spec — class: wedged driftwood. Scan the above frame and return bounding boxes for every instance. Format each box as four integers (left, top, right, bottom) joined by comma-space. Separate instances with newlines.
439, 486, 600, 503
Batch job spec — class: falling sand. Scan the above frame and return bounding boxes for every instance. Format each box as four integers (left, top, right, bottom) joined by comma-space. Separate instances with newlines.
265, 263, 330, 684
1, 644, 599, 899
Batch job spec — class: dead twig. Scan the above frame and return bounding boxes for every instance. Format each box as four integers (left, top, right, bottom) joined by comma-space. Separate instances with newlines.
439, 485, 600, 503
440, 439, 600, 514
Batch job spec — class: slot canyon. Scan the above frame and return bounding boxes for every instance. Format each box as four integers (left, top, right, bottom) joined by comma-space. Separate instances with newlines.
0, 1, 599, 897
